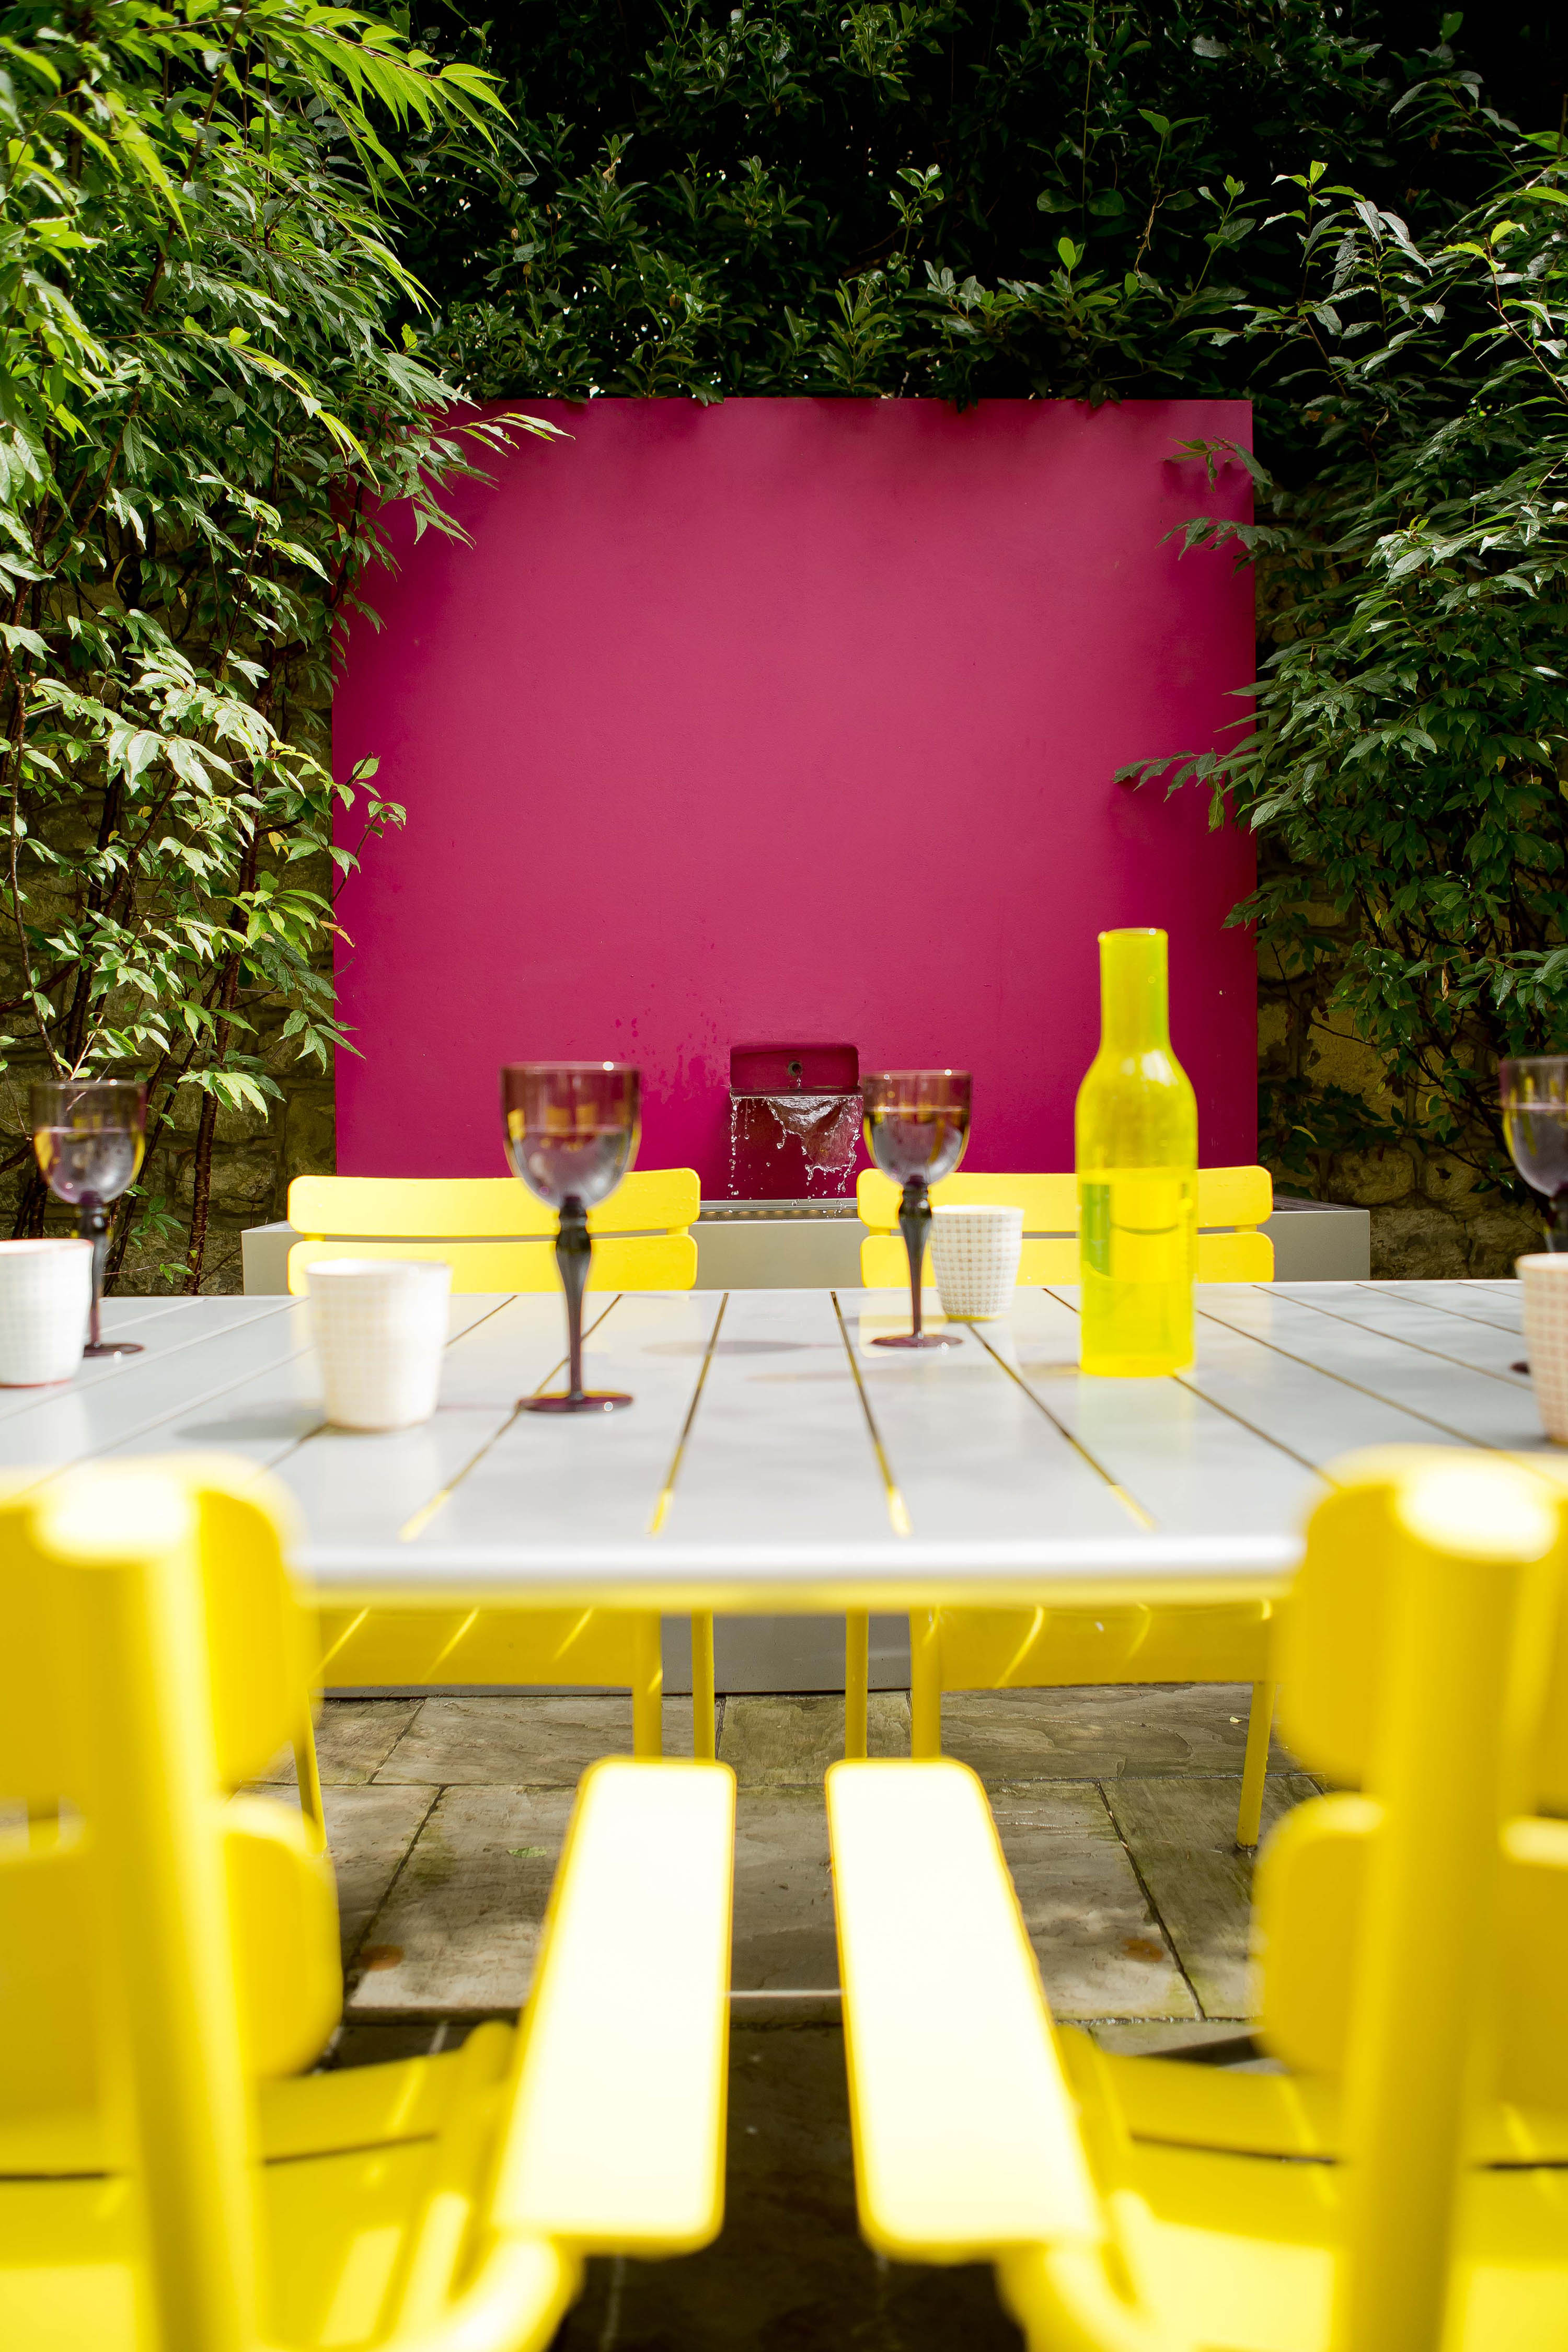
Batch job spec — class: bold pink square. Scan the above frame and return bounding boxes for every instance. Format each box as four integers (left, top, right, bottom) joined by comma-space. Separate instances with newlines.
333, 397, 1256, 1191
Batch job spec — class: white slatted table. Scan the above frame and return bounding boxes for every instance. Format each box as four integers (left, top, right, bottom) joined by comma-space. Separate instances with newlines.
0, 1281, 1542, 1611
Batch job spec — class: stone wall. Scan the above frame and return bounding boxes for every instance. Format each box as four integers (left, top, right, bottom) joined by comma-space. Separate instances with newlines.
1259, 949, 1537, 1281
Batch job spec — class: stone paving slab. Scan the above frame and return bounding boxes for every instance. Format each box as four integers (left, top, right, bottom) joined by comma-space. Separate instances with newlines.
941, 1684, 1294, 1784
1105, 1772, 1318, 2016
730, 1789, 839, 2009
346, 1784, 576, 2014
1087, 2019, 1263, 2058
261, 1697, 422, 1787
719, 1691, 909, 1784
368, 1692, 697, 1784
251, 1780, 435, 1966
987, 1782, 1196, 2021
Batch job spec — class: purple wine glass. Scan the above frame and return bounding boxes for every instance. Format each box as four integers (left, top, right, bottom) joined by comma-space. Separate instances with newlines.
1503, 1057, 1568, 1249
862, 1069, 971, 1348
502, 1062, 640, 1412
31, 1077, 147, 1357
1501, 1056, 1568, 1375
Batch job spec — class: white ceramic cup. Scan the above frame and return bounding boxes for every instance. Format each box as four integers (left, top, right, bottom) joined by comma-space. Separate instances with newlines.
0, 1238, 94, 1385
929, 1204, 1025, 1320
1518, 1253, 1568, 1442
306, 1258, 452, 1431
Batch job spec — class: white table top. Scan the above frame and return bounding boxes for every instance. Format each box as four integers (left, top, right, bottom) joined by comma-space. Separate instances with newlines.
0, 1281, 1542, 1609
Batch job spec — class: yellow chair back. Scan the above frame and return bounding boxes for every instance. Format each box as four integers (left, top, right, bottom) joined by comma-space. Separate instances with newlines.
0, 1461, 347, 2346
0, 1461, 341, 2157
856, 1164, 1273, 1286
286, 1169, 700, 1294
1256, 1447, 1568, 2116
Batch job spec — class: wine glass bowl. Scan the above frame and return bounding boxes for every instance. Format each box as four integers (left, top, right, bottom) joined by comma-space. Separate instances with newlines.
30, 1077, 147, 1357
862, 1069, 972, 1348
501, 1062, 640, 1412
1502, 1058, 1568, 1246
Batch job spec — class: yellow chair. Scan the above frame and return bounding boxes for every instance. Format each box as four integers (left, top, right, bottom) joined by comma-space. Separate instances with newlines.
855, 1164, 1277, 1844
287, 1169, 701, 1295
286, 1171, 717, 1773
909, 1604, 1278, 1847
0, 1456, 735, 2352
827, 1448, 1568, 2352
856, 1163, 1274, 1289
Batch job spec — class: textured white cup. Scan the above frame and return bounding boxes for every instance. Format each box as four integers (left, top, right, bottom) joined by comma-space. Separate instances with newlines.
306, 1258, 452, 1431
930, 1204, 1024, 1320
1519, 1253, 1568, 1442
0, 1239, 94, 1385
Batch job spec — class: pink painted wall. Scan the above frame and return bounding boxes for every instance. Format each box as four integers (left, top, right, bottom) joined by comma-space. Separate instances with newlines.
332, 398, 1256, 1191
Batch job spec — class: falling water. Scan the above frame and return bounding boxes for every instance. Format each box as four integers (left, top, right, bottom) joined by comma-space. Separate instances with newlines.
727, 1090, 862, 1196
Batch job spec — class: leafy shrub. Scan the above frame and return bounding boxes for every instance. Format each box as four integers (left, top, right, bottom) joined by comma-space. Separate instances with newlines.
0, 1, 548, 1284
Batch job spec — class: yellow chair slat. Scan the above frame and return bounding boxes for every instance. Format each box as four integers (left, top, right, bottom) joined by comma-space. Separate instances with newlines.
1058, 2030, 1568, 2168
1195, 1164, 1273, 1227
0, 1459, 308, 1805
857, 1169, 1076, 1231
826, 1758, 1103, 2262
289, 1168, 700, 1241
1259, 1796, 1568, 2114
1275, 1447, 1568, 1811
918, 1600, 1274, 1696
1195, 1228, 1275, 1282
489, 1758, 734, 2254
857, 1163, 1272, 1238
862, 1227, 1273, 1289
287, 1230, 697, 1296
316, 1606, 664, 1754
318, 1605, 658, 1691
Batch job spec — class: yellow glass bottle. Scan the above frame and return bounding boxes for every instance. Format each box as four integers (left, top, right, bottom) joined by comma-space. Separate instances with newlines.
1075, 928, 1197, 1376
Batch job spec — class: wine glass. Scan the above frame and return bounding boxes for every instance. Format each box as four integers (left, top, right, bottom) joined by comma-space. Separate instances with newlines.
30, 1077, 147, 1358
862, 1069, 971, 1348
502, 1062, 640, 1412
1501, 1055, 1568, 1376
1502, 1057, 1568, 1248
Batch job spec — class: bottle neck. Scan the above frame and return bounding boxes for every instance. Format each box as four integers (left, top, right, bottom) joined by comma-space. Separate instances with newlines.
1099, 930, 1169, 1052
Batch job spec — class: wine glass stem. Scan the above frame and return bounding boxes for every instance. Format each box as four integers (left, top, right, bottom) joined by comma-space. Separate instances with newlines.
78, 1201, 107, 1348
1551, 1198, 1568, 1252
556, 1198, 592, 1402
899, 1177, 930, 1340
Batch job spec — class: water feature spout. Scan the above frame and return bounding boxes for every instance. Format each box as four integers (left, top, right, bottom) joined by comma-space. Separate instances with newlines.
727, 1043, 862, 1199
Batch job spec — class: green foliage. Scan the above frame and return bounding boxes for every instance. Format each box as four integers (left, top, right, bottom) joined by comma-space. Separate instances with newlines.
401, 0, 1488, 419
1121, 111, 1568, 1202
0, 1, 554, 1285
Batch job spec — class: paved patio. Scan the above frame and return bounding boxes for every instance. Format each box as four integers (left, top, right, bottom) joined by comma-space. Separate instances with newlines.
273, 1686, 1313, 2348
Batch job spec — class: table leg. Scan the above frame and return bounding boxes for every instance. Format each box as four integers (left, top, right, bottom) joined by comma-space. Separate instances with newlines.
845, 1612, 870, 1758
1235, 1679, 1275, 1849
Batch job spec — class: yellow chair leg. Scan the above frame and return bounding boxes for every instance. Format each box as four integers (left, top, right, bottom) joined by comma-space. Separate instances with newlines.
1235, 1678, 1275, 1849
691, 1612, 716, 1760
910, 1611, 942, 1759
845, 1611, 870, 1759
293, 1716, 326, 1848
631, 1615, 663, 1758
